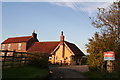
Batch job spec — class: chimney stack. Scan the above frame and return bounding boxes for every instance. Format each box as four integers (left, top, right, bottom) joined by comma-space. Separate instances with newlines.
60, 31, 65, 59
32, 30, 37, 38
60, 31, 64, 44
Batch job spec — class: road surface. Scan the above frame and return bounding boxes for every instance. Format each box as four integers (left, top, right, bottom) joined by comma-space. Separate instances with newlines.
49, 66, 89, 79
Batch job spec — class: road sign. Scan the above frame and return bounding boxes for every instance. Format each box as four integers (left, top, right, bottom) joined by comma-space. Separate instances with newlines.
104, 51, 115, 61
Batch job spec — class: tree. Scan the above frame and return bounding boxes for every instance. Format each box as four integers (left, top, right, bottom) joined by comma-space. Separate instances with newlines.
92, 1, 120, 52
86, 1, 120, 71
86, 32, 107, 71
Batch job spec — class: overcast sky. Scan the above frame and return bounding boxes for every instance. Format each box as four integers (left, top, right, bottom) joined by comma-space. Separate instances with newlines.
1, 1, 115, 55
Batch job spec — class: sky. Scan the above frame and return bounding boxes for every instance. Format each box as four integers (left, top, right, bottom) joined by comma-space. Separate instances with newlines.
1, 0, 115, 55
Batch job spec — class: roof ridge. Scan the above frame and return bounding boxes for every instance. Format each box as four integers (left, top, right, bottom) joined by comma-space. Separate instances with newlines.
8, 36, 32, 39
2, 36, 33, 44
65, 41, 85, 56
65, 41, 74, 45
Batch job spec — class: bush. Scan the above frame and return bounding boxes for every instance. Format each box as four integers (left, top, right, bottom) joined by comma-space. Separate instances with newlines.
28, 52, 49, 69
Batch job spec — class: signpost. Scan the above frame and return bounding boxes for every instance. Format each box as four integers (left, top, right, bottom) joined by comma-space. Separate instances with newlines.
104, 51, 115, 61
104, 51, 115, 72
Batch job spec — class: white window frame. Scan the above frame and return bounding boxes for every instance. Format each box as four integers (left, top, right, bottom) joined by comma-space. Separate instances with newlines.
1, 44, 5, 50
18, 43, 22, 50
8, 44, 11, 50
49, 56, 52, 60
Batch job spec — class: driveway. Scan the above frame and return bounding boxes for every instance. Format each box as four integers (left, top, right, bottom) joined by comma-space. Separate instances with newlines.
49, 65, 89, 79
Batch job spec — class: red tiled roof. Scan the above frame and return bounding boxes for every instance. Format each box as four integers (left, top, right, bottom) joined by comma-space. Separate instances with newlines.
65, 41, 85, 56
27, 42, 60, 54
2, 36, 33, 44
27, 41, 85, 56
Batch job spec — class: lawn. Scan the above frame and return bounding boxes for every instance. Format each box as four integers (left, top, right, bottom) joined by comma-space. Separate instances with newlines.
2, 66, 49, 79
83, 71, 120, 80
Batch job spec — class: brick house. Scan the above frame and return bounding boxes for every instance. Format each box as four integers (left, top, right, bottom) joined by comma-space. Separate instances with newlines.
1, 31, 39, 56
1, 31, 85, 65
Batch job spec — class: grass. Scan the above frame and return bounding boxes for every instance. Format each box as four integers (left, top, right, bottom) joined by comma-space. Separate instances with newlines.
2, 66, 49, 79
82, 70, 120, 80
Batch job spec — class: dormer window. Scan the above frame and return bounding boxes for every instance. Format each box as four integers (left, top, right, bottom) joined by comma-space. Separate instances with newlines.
1, 44, 5, 50
8, 44, 11, 50
18, 43, 22, 50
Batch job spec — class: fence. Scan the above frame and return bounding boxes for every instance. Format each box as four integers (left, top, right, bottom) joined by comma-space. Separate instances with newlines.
0, 50, 32, 68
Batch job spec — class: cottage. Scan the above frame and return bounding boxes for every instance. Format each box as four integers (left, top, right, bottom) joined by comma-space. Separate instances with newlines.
1, 31, 85, 65
1, 31, 39, 56
27, 32, 85, 65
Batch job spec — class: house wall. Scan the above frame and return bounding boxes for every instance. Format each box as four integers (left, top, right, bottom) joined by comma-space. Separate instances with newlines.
1, 42, 27, 52
51, 44, 76, 65
26, 37, 39, 50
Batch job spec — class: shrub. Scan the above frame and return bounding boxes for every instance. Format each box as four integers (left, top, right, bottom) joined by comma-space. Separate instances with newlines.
28, 52, 49, 69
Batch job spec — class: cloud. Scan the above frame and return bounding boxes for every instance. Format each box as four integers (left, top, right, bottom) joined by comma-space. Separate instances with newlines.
2, 0, 117, 2
51, 2, 76, 9
2, 0, 115, 16
79, 2, 112, 16
51, 2, 113, 16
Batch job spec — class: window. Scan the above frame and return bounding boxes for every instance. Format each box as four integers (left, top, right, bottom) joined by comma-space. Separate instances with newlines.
2, 53, 4, 56
49, 56, 52, 60
1, 44, 5, 50
66, 57, 68, 59
8, 44, 11, 50
18, 43, 22, 50
72, 56, 76, 61
56, 56, 58, 60
7, 53, 10, 56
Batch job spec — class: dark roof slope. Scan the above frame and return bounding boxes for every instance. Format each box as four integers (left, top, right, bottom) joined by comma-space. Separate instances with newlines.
27, 42, 60, 54
2, 36, 33, 44
65, 41, 85, 56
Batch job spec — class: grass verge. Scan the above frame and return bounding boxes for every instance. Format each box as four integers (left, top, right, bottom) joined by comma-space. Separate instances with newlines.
2, 66, 49, 79
82, 71, 119, 80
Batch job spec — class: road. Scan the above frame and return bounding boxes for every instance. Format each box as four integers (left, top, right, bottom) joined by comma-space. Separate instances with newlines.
49, 66, 89, 79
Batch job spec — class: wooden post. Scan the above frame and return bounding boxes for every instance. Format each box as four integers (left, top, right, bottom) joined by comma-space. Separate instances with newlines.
3, 50, 8, 62
26, 53, 29, 64
28, 53, 31, 64
107, 60, 113, 72
20, 52, 22, 66
3, 50, 8, 68
11, 50, 15, 68
23, 53, 26, 65
24, 53, 26, 65
25, 53, 29, 64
